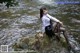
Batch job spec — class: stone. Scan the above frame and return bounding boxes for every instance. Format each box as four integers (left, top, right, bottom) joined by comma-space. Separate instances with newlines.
12, 32, 68, 52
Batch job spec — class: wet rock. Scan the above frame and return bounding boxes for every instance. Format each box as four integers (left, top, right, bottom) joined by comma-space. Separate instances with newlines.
71, 18, 80, 23
12, 32, 68, 53
11, 14, 21, 17
20, 36, 29, 44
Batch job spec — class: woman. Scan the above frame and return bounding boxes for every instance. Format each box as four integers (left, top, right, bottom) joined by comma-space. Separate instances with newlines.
40, 7, 63, 38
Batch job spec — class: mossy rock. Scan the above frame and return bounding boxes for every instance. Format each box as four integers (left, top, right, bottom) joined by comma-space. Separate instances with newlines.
12, 32, 68, 53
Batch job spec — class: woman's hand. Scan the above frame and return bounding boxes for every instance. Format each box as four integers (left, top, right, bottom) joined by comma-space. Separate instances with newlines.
59, 21, 64, 27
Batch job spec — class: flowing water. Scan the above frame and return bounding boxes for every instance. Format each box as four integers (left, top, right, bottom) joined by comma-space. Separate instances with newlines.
0, 0, 80, 53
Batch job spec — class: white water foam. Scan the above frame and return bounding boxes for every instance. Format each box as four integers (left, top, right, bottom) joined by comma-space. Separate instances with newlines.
38, 0, 57, 6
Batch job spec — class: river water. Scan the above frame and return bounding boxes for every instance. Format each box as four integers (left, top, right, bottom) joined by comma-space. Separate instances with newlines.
0, 0, 80, 53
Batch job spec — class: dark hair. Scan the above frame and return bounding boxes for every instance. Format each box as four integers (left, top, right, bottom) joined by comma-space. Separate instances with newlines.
40, 7, 47, 18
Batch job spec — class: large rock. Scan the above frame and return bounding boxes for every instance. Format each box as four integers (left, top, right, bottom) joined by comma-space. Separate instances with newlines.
12, 32, 68, 53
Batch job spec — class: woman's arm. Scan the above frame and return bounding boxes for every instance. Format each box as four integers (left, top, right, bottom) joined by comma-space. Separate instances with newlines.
47, 14, 63, 24
47, 14, 60, 22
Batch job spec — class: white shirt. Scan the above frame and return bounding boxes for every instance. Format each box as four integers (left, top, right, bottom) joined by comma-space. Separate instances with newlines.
42, 14, 60, 33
